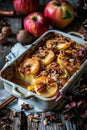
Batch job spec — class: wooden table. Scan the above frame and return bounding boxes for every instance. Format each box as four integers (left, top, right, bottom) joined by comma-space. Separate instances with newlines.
0, 18, 86, 130
0, 1, 87, 130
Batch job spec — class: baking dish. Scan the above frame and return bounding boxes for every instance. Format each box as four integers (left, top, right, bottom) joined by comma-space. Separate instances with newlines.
0, 30, 87, 111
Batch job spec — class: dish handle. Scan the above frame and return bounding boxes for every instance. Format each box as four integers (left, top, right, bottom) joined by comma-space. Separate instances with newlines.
68, 31, 84, 39
3, 80, 35, 99
12, 85, 35, 99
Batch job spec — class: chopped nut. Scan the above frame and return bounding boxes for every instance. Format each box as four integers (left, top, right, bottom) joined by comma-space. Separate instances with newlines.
56, 122, 63, 126
2, 116, 11, 123
16, 29, 32, 44
34, 113, 39, 118
28, 114, 39, 123
0, 33, 7, 45
43, 119, 48, 126
1, 26, 11, 36
2, 124, 11, 128
28, 115, 33, 122
13, 111, 18, 117
80, 85, 87, 95
32, 118, 39, 123
41, 113, 46, 117
0, 121, 4, 127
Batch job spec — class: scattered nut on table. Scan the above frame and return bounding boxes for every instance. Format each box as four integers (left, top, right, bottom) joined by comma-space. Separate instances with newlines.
1, 26, 12, 36
16, 29, 33, 44
0, 33, 7, 45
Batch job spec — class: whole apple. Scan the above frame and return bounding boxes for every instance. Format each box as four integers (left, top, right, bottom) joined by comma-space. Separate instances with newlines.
13, 0, 39, 15
24, 12, 49, 38
44, 0, 74, 28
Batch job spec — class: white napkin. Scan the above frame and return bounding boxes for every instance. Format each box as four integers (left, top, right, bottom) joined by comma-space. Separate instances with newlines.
6, 43, 30, 61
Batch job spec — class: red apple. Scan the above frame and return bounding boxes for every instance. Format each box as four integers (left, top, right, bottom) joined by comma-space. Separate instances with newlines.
24, 12, 49, 38
13, 0, 39, 15
44, 0, 74, 28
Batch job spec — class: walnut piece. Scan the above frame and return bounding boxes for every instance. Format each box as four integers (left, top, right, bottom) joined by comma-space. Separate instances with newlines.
0, 33, 7, 45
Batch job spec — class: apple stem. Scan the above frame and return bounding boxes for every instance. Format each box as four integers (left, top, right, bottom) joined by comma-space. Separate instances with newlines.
55, 0, 61, 6
32, 16, 37, 21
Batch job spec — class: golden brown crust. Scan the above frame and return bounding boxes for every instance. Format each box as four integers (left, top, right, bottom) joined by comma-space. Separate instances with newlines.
14, 32, 87, 97
34, 76, 58, 98
18, 57, 40, 75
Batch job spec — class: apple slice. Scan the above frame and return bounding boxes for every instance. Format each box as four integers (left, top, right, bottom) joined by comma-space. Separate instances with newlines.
18, 57, 40, 75
27, 84, 35, 91
57, 53, 81, 75
57, 42, 71, 50
46, 39, 58, 50
34, 76, 58, 98
16, 57, 40, 84
16, 69, 35, 84
41, 50, 54, 65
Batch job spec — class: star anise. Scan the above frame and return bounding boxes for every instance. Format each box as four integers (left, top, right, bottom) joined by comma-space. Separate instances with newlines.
45, 113, 56, 122
21, 103, 30, 110
80, 84, 87, 95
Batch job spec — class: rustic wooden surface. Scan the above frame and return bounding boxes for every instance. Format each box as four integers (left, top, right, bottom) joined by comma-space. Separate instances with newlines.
0, 1, 87, 130
0, 20, 85, 129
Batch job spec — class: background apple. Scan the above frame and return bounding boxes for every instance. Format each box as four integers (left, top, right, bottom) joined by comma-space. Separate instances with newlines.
24, 12, 49, 38
13, 0, 39, 15
44, 0, 74, 28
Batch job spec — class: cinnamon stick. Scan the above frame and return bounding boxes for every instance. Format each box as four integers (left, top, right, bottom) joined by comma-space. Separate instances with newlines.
0, 95, 17, 110
0, 10, 14, 16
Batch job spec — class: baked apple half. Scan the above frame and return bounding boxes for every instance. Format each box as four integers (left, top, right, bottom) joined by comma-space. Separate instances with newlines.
17, 57, 40, 84
33, 76, 58, 98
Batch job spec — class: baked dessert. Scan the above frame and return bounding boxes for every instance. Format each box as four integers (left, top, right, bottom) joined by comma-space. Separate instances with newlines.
1, 32, 87, 98
15, 32, 87, 98
57, 42, 87, 75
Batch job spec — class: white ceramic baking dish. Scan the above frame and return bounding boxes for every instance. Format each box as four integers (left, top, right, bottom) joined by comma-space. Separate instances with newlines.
0, 30, 87, 111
